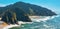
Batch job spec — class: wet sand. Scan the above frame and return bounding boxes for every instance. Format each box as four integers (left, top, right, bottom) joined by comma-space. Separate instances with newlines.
0, 22, 8, 29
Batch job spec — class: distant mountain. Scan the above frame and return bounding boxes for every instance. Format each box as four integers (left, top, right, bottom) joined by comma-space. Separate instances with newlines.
0, 2, 57, 16
0, 1, 57, 24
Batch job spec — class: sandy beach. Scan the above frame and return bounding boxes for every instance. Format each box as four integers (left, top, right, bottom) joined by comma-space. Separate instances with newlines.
0, 22, 8, 29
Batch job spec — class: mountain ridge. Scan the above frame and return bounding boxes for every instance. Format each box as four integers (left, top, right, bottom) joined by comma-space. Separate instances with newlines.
0, 1, 57, 24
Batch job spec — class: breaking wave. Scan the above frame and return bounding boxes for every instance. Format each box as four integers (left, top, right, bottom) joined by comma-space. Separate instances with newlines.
3, 15, 60, 29
30, 16, 57, 22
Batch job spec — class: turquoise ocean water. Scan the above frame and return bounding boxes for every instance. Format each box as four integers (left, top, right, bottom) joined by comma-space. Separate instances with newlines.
10, 15, 60, 29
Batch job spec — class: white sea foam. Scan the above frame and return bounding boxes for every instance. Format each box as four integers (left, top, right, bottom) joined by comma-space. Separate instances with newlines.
3, 24, 20, 29
3, 21, 32, 29
29, 16, 57, 22
30, 16, 51, 22
3, 15, 59, 29
3, 21, 23, 29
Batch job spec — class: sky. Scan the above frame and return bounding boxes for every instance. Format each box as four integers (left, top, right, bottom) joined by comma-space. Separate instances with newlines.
0, 0, 60, 14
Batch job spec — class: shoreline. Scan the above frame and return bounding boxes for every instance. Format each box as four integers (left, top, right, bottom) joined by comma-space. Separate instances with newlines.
3, 24, 20, 29
0, 16, 57, 29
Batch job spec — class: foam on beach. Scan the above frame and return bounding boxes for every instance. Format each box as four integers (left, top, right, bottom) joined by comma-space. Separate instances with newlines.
3, 24, 19, 29
3, 15, 58, 29
3, 21, 31, 29
29, 16, 50, 22
29, 16, 58, 22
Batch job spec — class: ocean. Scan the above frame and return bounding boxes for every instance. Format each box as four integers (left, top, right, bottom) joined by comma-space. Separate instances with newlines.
9, 15, 60, 29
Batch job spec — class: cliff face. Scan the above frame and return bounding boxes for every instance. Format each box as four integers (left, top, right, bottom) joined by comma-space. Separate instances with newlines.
1, 7, 32, 24
0, 2, 57, 24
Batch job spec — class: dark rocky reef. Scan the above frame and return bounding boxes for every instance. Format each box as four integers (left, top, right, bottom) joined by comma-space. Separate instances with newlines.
0, 2, 57, 24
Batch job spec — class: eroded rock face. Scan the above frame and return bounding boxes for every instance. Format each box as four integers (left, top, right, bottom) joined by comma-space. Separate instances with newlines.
1, 8, 32, 24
